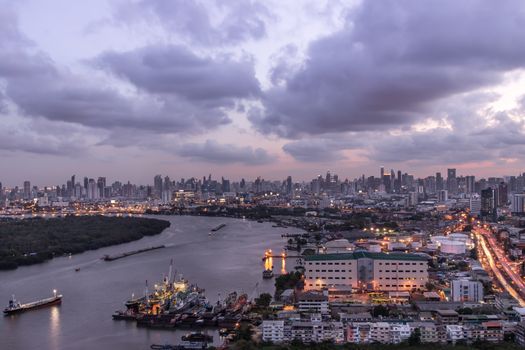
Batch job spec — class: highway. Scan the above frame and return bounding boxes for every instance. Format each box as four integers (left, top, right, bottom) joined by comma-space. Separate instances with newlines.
473, 226, 525, 306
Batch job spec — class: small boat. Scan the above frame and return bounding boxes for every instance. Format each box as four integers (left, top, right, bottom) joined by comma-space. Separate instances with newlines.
75, 268, 80, 272
262, 269, 274, 279
211, 223, 226, 232
112, 310, 137, 321
180, 332, 213, 349
3, 290, 62, 315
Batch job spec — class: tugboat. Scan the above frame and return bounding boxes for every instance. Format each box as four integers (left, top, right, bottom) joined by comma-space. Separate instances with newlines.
3, 290, 62, 315
262, 269, 274, 279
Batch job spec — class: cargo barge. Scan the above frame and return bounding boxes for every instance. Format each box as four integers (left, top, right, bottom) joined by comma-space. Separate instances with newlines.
210, 224, 226, 232
102, 245, 166, 261
3, 290, 62, 316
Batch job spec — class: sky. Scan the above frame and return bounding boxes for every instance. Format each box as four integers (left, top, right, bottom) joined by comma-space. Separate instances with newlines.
1, 0, 525, 187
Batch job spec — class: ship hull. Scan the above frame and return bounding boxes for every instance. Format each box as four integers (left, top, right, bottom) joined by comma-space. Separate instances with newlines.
3, 297, 62, 316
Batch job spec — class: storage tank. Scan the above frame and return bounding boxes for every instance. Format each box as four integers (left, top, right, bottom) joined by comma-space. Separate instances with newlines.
448, 233, 469, 242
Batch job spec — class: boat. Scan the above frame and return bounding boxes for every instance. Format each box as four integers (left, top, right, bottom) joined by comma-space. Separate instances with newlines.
102, 245, 166, 261
180, 332, 212, 349
262, 269, 274, 279
75, 268, 80, 272
112, 310, 137, 321
210, 223, 226, 232
3, 290, 62, 315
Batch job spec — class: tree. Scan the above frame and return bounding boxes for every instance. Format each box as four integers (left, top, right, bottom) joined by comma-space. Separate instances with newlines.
255, 293, 272, 308
371, 305, 389, 318
408, 327, 421, 346
457, 260, 469, 271
457, 307, 473, 315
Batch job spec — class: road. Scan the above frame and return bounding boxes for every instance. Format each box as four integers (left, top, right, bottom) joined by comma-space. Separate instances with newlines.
473, 226, 525, 306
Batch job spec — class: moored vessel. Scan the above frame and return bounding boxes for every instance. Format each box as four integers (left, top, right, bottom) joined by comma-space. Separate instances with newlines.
3, 290, 62, 316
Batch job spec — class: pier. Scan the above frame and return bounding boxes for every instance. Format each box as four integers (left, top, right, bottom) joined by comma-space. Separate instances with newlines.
261, 249, 302, 261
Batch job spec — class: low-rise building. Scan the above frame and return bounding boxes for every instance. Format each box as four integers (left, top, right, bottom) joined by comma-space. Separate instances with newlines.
304, 251, 428, 292
451, 279, 484, 302
436, 309, 459, 325
446, 325, 464, 344
297, 291, 329, 314
262, 320, 285, 343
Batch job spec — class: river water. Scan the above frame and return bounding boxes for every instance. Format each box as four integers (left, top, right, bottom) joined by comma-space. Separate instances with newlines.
0, 216, 304, 350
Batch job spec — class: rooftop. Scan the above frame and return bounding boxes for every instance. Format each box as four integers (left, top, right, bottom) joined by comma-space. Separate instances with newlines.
304, 251, 428, 262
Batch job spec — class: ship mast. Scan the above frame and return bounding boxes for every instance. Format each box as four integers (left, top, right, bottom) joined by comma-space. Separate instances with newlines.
168, 259, 173, 285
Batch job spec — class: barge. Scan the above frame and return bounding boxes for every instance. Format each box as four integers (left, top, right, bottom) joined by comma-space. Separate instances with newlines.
4, 290, 62, 315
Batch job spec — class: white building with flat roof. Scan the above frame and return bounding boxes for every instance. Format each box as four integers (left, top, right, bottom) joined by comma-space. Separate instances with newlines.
451, 279, 484, 302
304, 251, 428, 292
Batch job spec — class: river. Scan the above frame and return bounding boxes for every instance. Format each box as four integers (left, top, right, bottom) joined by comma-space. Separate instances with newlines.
0, 215, 304, 350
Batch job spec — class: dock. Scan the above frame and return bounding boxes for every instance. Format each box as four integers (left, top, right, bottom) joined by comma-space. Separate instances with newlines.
102, 245, 166, 261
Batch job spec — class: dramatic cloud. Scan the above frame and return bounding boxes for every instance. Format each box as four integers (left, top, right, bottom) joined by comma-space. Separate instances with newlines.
95, 45, 260, 101
251, 0, 525, 137
115, 0, 272, 46
283, 137, 361, 162
0, 12, 244, 136
370, 112, 525, 165
178, 140, 273, 165
0, 116, 87, 156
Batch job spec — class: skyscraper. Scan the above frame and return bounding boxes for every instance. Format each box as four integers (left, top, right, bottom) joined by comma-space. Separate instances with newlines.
512, 194, 525, 215
465, 176, 475, 194
447, 168, 457, 194
23, 181, 31, 200
436, 172, 443, 191
286, 176, 292, 195
97, 177, 106, 198
154, 175, 163, 198
481, 188, 496, 220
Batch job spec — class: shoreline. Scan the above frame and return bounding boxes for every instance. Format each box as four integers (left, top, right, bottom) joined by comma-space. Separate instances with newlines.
0, 216, 171, 271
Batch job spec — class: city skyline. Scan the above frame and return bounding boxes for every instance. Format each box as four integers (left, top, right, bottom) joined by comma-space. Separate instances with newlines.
1, 1, 525, 184
2, 166, 525, 188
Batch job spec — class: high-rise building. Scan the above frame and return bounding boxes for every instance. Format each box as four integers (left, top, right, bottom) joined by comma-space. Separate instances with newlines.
154, 175, 163, 198
436, 172, 444, 191
512, 194, 525, 215
23, 181, 31, 200
97, 177, 106, 198
286, 176, 292, 195
470, 195, 481, 215
465, 176, 475, 194
380, 166, 385, 183
481, 188, 496, 220
447, 168, 457, 194
497, 182, 508, 207
87, 179, 99, 200
438, 190, 448, 202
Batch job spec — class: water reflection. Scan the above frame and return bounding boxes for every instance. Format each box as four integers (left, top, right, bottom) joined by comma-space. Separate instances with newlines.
0, 216, 305, 350
49, 306, 60, 349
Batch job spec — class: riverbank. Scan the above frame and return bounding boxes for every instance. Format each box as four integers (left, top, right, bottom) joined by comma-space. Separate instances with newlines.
0, 215, 303, 350
0, 216, 170, 270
